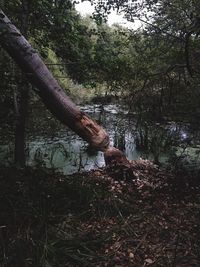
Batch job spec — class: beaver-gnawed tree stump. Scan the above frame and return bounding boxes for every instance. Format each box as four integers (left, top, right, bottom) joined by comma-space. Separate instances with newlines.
104, 147, 135, 180
104, 147, 169, 183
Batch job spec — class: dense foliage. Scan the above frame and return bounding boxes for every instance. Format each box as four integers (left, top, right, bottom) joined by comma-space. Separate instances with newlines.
1, 0, 200, 117
92, 0, 200, 115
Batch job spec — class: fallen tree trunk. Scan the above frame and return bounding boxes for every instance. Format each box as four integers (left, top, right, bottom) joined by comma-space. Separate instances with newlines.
0, 9, 131, 166
0, 9, 109, 151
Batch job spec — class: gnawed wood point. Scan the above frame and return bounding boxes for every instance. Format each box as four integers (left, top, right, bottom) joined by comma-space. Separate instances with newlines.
104, 147, 131, 166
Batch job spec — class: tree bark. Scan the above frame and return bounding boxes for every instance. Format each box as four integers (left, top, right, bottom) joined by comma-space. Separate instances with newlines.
14, 0, 30, 167
14, 82, 29, 167
0, 9, 109, 151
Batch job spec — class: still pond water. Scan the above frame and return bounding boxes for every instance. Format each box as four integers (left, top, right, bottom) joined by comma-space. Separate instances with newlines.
1, 104, 199, 174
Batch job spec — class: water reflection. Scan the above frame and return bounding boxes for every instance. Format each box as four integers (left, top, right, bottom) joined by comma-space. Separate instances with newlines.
26, 137, 105, 174
0, 104, 199, 174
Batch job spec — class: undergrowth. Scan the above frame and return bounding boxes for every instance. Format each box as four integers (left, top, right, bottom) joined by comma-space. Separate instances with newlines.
0, 164, 199, 267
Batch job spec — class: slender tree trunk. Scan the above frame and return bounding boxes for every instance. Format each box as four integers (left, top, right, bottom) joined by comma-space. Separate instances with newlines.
14, 81, 29, 167
14, 0, 29, 167
0, 9, 110, 151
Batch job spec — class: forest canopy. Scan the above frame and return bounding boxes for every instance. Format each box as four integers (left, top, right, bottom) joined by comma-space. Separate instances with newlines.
1, 0, 200, 114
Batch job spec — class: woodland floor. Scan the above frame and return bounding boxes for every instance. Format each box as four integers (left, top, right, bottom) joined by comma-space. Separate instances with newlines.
0, 160, 200, 267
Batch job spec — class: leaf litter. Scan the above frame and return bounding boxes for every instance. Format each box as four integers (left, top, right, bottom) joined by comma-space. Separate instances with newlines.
0, 159, 199, 266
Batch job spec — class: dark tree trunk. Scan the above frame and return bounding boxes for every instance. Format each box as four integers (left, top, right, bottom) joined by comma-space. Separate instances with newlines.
14, 0, 30, 167
14, 83, 29, 167
0, 9, 109, 151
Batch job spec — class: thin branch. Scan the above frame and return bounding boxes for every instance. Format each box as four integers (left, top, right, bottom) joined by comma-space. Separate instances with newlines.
128, 15, 183, 41
185, 31, 194, 77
